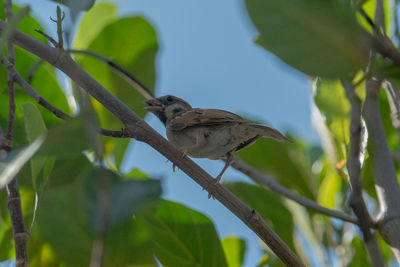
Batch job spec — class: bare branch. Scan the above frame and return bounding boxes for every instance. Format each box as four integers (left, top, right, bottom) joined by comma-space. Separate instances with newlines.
3, 1, 29, 266
363, 79, 400, 262
342, 80, 385, 266
230, 159, 358, 224
0, 19, 304, 266
5, 0, 15, 143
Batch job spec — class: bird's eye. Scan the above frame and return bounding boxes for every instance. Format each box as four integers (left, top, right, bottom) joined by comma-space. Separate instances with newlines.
166, 96, 173, 102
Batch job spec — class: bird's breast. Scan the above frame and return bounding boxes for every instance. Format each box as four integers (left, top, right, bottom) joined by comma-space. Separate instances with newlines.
166, 123, 258, 159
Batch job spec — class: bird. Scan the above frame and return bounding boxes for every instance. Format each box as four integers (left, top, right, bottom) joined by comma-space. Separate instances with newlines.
145, 95, 291, 184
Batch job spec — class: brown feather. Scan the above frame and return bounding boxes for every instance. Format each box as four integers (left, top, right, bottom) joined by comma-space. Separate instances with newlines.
169, 108, 244, 131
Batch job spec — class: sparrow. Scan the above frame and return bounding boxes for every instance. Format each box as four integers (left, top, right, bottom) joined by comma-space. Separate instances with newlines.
145, 95, 291, 184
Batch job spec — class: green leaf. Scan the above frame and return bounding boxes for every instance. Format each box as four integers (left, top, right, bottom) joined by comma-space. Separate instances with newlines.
38, 117, 90, 157
222, 236, 246, 267
22, 103, 47, 188
140, 200, 228, 267
37, 167, 161, 266
314, 78, 350, 147
0, 6, 30, 53
73, 2, 117, 49
236, 138, 316, 199
246, 0, 369, 77
356, 0, 392, 34
74, 13, 158, 169
0, 136, 45, 188
82, 169, 162, 229
349, 236, 372, 267
317, 157, 343, 208
224, 182, 295, 251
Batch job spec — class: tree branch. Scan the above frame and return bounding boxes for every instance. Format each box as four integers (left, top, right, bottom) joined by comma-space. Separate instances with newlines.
3, 1, 29, 266
363, 79, 400, 262
0, 20, 304, 266
230, 159, 358, 224
342, 80, 385, 266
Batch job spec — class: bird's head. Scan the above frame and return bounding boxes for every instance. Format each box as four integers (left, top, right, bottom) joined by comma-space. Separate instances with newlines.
145, 95, 192, 124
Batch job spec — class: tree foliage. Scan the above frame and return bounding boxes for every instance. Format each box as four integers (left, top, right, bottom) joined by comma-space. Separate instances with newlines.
1, 0, 400, 266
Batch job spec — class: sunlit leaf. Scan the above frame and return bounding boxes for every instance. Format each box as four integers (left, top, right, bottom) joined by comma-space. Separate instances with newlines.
222, 236, 246, 267
140, 200, 228, 267
246, 0, 369, 77
73, 2, 117, 49
317, 157, 343, 208
314, 78, 350, 148
74, 7, 158, 169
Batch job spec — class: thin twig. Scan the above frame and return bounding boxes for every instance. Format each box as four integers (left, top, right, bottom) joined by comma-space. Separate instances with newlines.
230, 159, 358, 224
4, 1, 29, 266
5, 3, 15, 143
342, 80, 385, 266
34, 29, 58, 47
54, 6, 64, 49
0, 20, 304, 266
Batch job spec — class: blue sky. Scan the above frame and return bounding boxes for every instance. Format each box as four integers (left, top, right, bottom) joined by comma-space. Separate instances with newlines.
17, 0, 318, 266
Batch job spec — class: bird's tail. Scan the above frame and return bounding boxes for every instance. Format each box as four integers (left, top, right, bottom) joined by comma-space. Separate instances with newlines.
251, 123, 292, 143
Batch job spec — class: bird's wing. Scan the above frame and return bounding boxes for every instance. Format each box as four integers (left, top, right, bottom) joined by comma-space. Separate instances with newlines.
169, 108, 244, 131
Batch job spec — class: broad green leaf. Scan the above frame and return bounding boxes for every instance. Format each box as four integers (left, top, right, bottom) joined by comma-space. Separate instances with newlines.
82, 169, 162, 229
37, 168, 161, 266
236, 138, 316, 199
224, 182, 295, 251
141, 200, 228, 267
75, 13, 158, 169
22, 103, 47, 188
317, 157, 343, 208
314, 79, 350, 147
0, 6, 30, 53
37, 117, 90, 157
246, 0, 369, 77
222, 236, 246, 267
0, 135, 45, 188
73, 2, 117, 49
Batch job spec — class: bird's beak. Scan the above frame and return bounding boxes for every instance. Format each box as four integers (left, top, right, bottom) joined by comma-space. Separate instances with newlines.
145, 98, 165, 112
